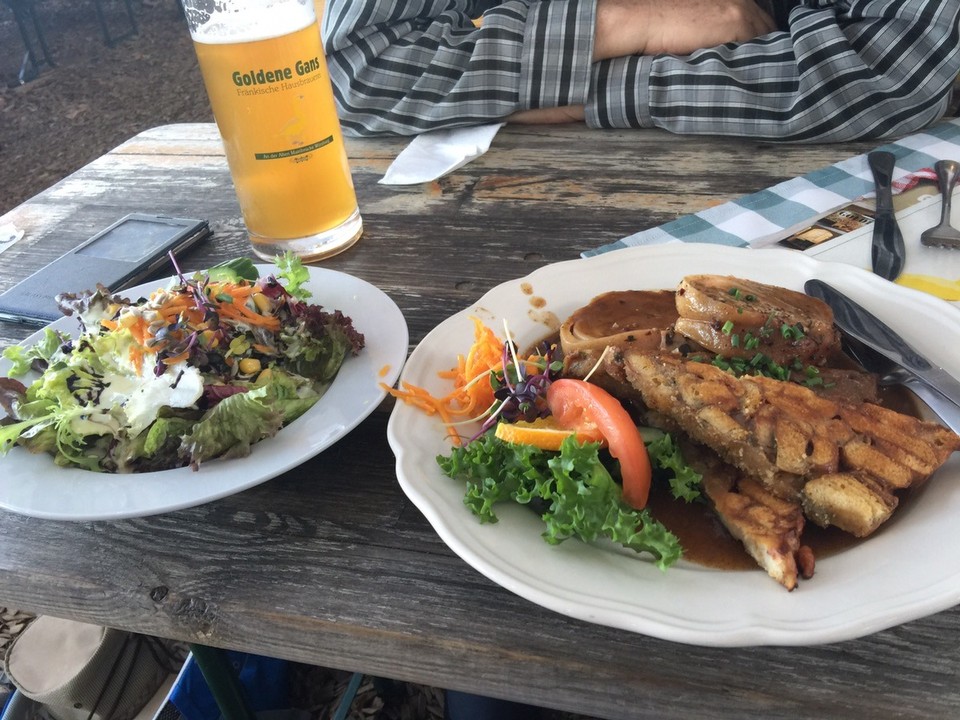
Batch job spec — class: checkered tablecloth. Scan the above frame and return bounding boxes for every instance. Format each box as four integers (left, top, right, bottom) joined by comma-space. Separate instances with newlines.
584, 117, 960, 257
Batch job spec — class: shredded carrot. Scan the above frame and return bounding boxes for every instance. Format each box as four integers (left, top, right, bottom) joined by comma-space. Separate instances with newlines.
220, 305, 281, 331
457, 317, 503, 411
209, 282, 254, 299
130, 316, 150, 346
102, 280, 283, 377
161, 351, 191, 366
128, 345, 144, 375
159, 305, 197, 324
384, 317, 509, 446
381, 381, 463, 445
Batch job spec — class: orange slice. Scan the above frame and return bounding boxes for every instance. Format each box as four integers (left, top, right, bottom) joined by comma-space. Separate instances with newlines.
493, 417, 605, 451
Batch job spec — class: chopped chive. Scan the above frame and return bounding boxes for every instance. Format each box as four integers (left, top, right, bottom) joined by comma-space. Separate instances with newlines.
759, 314, 776, 338
780, 323, 806, 340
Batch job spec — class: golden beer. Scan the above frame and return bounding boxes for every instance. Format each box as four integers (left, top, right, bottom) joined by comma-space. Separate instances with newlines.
186, 2, 361, 260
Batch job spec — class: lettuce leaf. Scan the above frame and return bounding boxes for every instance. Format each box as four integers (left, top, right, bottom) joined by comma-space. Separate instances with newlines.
106, 415, 200, 473
206, 257, 260, 284
278, 319, 353, 384
0, 415, 54, 455
0, 342, 123, 470
2, 328, 68, 376
646, 432, 703, 502
252, 368, 324, 423
275, 252, 312, 300
438, 434, 682, 570
180, 385, 285, 466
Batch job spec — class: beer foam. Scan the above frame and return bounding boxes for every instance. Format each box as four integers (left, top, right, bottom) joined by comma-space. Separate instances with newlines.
189, 0, 315, 44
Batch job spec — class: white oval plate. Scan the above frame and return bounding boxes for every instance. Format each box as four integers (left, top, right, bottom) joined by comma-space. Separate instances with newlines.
0, 264, 408, 521
387, 244, 960, 647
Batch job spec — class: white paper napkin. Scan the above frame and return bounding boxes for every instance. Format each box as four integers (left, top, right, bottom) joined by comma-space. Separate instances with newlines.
0, 222, 24, 252
379, 123, 504, 185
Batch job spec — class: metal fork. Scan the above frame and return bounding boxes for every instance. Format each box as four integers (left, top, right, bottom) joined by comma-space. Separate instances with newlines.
920, 159, 960, 249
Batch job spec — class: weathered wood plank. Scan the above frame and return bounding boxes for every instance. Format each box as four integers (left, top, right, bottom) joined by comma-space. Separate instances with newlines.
0, 122, 953, 720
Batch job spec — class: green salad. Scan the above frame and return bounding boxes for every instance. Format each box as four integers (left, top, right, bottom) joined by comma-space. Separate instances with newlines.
0, 254, 364, 473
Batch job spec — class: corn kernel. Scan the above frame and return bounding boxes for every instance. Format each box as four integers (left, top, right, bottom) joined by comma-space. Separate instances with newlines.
229, 336, 250, 356
239, 358, 261, 375
252, 293, 272, 314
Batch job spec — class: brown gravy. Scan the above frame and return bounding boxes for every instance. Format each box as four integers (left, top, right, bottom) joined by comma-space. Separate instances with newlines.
646, 480, 904, 570
563, 290, 678, 339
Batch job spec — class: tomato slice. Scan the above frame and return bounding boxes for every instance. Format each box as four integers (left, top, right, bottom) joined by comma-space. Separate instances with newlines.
546, 378, 652, 509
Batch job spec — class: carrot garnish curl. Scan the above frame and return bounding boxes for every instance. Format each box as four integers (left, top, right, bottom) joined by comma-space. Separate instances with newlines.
384, 317, 507, 445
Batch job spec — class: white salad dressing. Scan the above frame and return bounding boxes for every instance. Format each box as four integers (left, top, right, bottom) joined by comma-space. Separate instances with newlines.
98, 364, 205, 438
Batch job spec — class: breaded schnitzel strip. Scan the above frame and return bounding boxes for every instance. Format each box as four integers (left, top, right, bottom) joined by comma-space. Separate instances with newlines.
616, 352, 960, 537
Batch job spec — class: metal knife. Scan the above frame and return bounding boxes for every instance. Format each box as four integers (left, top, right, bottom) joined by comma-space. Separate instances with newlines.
867, 151, 906, 281
840, 333, 960, 434
805, 279, 960, 410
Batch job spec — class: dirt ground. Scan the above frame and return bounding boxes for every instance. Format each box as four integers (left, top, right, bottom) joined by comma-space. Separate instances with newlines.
0, 0, 212, 216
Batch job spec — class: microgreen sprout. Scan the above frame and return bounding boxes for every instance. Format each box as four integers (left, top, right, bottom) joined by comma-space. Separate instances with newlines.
168, 250, 216, 318
581, 345, 611, 384
470, 329, 562, 441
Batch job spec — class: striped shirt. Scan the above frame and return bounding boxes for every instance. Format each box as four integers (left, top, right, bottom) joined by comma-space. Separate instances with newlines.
323, 0, 960, 141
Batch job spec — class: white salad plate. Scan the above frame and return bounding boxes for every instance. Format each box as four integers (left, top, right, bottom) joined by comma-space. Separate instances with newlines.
0, 264, 408, 521
387, 243, 960, 647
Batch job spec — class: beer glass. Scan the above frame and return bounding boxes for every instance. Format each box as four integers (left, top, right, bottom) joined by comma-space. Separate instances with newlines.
181, 0, 362, 261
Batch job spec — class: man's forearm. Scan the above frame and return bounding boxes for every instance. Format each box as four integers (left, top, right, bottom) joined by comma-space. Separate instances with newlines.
508, 0, 777, 126
587, 0, 960, 142
593, 0, 775, 61
508, 105, 586, 124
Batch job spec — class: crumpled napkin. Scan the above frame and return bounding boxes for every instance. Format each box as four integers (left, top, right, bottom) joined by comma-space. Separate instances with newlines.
0, 222, 24, 248
379, 123, 504, 185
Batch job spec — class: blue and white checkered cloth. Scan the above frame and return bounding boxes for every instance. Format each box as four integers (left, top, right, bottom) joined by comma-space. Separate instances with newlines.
585, 117, 960, 257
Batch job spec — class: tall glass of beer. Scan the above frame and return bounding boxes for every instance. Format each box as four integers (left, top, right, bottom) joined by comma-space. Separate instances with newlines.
181, 0, 362, 261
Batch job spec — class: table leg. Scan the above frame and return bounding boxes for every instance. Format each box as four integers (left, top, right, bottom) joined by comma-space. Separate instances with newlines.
4, 0, 55, 83
91, 0, 138, 47
188, 644, 258, 720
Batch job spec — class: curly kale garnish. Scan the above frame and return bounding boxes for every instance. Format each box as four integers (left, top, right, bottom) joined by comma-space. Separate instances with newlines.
438, 433, 682, 570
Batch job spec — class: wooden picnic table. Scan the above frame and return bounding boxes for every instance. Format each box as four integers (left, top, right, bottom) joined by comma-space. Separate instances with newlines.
0, 122, 957, 720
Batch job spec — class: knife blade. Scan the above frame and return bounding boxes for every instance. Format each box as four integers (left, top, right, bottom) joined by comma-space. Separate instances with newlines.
867, 150, 906, 281
805, 279, 960, 409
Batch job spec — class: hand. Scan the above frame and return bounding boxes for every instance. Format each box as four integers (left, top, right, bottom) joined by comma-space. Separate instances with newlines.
508, 105, 587, 124
594, 0, 777, 61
